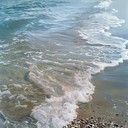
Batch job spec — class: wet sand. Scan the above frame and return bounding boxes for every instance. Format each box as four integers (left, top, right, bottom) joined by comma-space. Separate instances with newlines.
66, 61, 128, 128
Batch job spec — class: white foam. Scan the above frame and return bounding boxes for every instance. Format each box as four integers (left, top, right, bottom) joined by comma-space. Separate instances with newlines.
46, 53, 67, 57
0, 44, 9, 48
9, 94, 17, 100
42, 60, 62, 65
15, 104, 27, 108
0, 90, 11, 96
79, 12, 125, 46
94, 0, 112, 9
17, 94, 27, 100
31, 71, 94, 128
13, 84, 22, 88
0, 85, 7, 89
92, 58, 123, 73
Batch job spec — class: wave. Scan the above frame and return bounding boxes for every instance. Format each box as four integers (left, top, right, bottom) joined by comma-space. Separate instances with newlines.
30, 69, 94, 128
30, 0, 128, 128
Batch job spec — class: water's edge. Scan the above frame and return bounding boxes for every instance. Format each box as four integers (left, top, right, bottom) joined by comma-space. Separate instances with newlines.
78, 60, 128, 126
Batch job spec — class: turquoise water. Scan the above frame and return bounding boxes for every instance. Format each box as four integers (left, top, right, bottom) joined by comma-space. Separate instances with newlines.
0, 0, 128, 128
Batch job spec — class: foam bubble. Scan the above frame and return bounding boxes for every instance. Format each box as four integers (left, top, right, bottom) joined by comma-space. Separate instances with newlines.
31, 71, 94, 128
15, 104, 27, 108
94, 0, 112, 9
0, 90, 11, 96
17, 94, 27, 100
31, 99, 77, 128
13, 84, 22, 88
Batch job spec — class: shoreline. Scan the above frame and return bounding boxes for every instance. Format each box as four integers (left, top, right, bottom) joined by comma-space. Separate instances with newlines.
65, 61, 128, 128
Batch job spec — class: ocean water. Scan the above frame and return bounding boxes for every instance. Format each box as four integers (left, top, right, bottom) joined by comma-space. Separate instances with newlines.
0, 0, 128, 128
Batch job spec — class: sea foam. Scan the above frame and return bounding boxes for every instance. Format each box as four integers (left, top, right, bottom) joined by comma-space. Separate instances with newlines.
31, 71, 94, 128
30, 0, 128, 128
94, 0, 112, 9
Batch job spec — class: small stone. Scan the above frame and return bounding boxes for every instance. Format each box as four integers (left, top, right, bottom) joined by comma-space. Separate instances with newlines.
71, 121, 75, 125
75, 124, 79, 128
120, 125, 123, 128
67, 124, 71, 128
90, 116, 93, 119
86, 118, 89, 121
114, 124, 119, 127
115, 113, 119, 116
98, 117, 101, 121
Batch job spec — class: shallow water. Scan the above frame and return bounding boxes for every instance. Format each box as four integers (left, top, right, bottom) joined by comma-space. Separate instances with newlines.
78, 61, 128, 126
0, 0, 128, 128
91, 60, 128, 119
